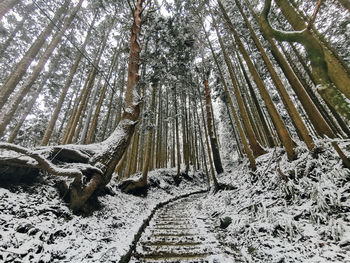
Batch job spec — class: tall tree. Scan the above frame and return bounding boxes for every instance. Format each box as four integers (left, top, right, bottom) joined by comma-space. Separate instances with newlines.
260, 0, 350, 121
40, 12, 97, 146
202, 67, 224, 174
0, 0, 147, 211
0, 0, 70, 111
0, 0, 83, 138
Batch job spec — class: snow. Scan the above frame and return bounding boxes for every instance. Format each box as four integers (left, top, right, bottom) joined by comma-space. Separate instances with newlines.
1, 136, 350, 262
190, 139, 350, 262
0, 168, 206, 262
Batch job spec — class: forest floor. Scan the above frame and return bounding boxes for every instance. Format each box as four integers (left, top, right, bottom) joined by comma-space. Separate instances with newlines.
201, 140, 350, 262
0, 169, 206, 262
1, 140, 350, 262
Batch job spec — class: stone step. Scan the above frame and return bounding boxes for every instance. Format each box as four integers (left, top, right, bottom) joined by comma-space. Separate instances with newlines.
132, 251, 211, 261
152, 226, 193, 231
129, 256, 210, 263
140, 241, 202, 247
140, 235, 208, 244
153, 221, 192, 226
136, 244, 212, 255
149, 228, 197, 233
129, 194, 229, 263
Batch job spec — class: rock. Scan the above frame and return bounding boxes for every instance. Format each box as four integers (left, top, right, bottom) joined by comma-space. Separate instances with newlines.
28, 227, 40, 236
16, 223, 34, 233
220, 217, 232, 229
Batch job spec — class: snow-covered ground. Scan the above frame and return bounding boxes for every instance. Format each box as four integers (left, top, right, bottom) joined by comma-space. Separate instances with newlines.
1, 140, 350, 262
0, 169, 206, 262
196, 140, 350, 262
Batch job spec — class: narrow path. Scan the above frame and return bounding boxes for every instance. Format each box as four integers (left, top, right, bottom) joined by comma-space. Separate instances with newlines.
129, 194, 230, 263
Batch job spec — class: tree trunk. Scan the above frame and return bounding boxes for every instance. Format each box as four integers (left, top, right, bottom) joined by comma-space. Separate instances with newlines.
141, 83, 157, 184
338, 0, 350, 12
0, 0, 70, 111
260, 0, 350, 121
218, 2, 296, 161
0, 0, 82, 138
63, 21, 112, 144
211, 17, 266, 158
85, 48, 121, 144
232, 0, 314, 151
173, 85, 181, 180
208, 40, 256, 170
7, 54, 61, 142
203, 74, 224, 174
0, 0, 146, 212
275, 0, 350, 99
41, 11, 97, 146
198, 86, 218, 191
193, 100, 210, 189
80, 76, 102, 143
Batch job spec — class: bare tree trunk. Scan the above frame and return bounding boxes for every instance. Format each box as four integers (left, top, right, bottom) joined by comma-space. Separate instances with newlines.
235, 52, 274, 148
275, 0, 350, 99
0, 0, 70, 111
41, 11, 97, 146
85, 48, 121, 144
217, 3, 296, 161
203, 73, 224, 174
63, 21, 112, 144
232, 0, 315, 150
193, 100, 210, 189
7, 54, 61, 142
211, 18, 266, 158
0, 0, 83, 138
209, 43, 256, 170
7, 84, 45, 143
260, 0, 350, 120
141, 83, 157, 184
196, 85, 219, 191
80, 76, 102, 143
173, 85, 181, 180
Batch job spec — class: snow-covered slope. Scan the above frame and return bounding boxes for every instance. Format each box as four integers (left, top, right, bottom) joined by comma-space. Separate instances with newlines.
197, 141, 350, 262
0, 169, 206, 262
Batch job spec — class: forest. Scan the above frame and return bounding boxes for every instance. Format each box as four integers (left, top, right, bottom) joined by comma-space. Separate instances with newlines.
0, 0, 349, 262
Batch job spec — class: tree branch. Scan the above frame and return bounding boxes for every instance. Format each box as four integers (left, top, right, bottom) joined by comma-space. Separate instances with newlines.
0, 143, 102, 179
307, 0, 323, 30
259, 0, 305, 42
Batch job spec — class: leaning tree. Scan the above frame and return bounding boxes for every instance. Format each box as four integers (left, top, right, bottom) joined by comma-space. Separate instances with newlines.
0, 0, 148, 212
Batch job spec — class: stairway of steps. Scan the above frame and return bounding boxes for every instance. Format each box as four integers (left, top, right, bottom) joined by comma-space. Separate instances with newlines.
129, 194, 231, 263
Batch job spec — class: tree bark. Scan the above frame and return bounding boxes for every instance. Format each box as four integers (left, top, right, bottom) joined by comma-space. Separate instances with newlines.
338, 0, 350, 12
85, 47, 121, 144
211, 16, 266, 158
0, 0, 70, 111
218, 2, 296, 161
232, 0, 314, 151
260, 0, 350, 121
203, 73, 224, 174
0, 0, 146, 212
41, 11, 97, 146
0, 0, 83, 138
